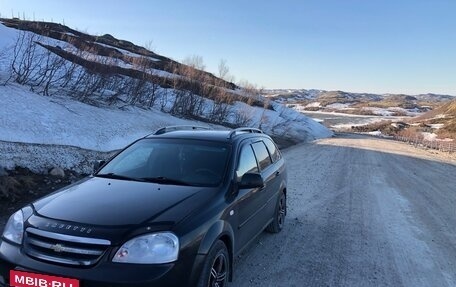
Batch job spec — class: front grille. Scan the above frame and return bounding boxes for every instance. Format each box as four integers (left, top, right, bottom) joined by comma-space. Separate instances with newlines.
24, 227, 111, 266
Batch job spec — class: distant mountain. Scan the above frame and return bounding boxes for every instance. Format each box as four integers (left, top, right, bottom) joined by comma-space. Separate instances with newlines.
265, 89, 454, 116
265, 89, 453, 105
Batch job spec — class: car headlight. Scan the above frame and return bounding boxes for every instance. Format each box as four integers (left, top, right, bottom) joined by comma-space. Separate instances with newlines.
2, 206, 33, 245
113, 232, 179, 264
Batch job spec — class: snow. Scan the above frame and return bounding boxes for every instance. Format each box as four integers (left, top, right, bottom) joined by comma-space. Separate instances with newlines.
430, 124, 444, 129
0, 84, 219, 152
422, 132, 438, 141
326, 115, 403, 131
217, 101, 333, 141
326, 103, 351, 109
0, 23, 17, 48
367, 131, 382, 136
305, 102, 321, 108
362, 107, 394, 116
331, 122, 373, 130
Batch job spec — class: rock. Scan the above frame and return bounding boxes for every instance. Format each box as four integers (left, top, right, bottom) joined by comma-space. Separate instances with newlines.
49, 167, 65, 178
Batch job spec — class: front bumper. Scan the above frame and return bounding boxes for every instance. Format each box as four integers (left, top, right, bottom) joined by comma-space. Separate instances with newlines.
0, 239, 205, 287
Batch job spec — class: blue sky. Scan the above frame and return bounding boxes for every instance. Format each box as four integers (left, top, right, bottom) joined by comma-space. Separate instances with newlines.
1, 0, 455, 95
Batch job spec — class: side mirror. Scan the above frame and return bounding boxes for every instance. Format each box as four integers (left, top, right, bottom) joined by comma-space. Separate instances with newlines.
239, 173, 264, 189
93, 160, 105, 174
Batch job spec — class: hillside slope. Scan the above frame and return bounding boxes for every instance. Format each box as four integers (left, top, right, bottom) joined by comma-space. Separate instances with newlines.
0, 19, 332, 172
417, 99, 456, 139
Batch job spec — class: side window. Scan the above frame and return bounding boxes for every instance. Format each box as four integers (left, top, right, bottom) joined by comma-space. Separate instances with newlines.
264, 138, 281, 162
252, 142, 273, 171
237, 145, 259, 179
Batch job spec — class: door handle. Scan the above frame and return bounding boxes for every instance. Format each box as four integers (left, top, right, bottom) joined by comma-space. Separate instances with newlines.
275, 171, 280, 177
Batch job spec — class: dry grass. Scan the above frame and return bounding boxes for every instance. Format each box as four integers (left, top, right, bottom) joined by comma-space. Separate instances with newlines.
437, 118, 456, 140
17, 175, 38, 190
0, 174, 38, 200
391, 110, 408, 117
351, 121, 400, 134
303, 106, 320, 111
0, 176, 21, 199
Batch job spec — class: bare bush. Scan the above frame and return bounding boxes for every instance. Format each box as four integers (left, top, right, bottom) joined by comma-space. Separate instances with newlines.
232, 105, 253, 127
0, 176, 21, 200
257, 97, 271, 129
33, 49, 67, 96
208, 89, 233, 122
168, 56, 209, 117
9, 31, 44, 85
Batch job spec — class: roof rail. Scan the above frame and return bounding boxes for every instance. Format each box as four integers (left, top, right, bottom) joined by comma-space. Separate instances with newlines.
152, 125, 210, 135
228, 127, 263, 139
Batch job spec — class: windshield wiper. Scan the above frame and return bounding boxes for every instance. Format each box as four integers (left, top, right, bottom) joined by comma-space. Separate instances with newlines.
140, 176, 193, 186
96, 173, 144, 182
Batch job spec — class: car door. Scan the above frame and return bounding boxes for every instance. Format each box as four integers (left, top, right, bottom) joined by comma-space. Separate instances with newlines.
250, 140, 278, 225
262, 138, 286, 215
234, 142, 265, 251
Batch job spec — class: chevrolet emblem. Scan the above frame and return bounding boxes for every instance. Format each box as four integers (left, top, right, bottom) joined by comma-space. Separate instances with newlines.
52, 244, 65, 253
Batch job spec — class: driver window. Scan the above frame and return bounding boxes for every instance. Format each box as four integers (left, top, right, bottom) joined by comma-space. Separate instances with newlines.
236, 145, 259, 180
109, 146, 154, 174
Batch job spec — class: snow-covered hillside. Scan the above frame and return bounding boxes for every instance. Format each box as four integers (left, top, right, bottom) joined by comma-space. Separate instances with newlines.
0, 83, 330, 160
0, 84, 222, 151
0, 21, 332, 173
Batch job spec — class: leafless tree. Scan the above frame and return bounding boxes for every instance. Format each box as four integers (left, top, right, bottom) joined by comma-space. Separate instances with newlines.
231, 102, 254, 127
258, 97, 271, 129
9, 31, 44, 85
168, 56, 208, 117
40, 52, 66, 96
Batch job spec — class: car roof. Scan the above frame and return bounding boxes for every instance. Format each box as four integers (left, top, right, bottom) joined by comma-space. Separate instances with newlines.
144, 129, 269, 143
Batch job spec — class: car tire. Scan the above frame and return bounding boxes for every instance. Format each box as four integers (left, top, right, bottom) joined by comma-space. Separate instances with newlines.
266, 191, 286, 233
197, 240, 230, 287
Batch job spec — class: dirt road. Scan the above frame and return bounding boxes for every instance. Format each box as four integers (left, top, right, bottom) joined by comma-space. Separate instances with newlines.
232, 134, 456, 287
1, 134, 455, 286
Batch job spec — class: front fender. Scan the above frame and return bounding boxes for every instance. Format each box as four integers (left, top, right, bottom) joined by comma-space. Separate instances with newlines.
197, 220, 234, 255
194, 220, 235, 281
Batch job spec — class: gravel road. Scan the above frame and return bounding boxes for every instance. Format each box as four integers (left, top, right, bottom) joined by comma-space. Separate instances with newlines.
1, 134, 455, 286
232, 134, 456, 287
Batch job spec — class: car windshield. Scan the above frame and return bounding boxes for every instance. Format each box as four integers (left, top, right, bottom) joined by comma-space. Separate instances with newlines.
96, 139, 231, 187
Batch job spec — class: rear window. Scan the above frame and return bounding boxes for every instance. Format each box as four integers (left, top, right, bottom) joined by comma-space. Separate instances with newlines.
264, 138, 281, 162
252, 141, 273, 171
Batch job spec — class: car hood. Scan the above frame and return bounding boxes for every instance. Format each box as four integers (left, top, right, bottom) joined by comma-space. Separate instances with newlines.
33, 176, 214, 227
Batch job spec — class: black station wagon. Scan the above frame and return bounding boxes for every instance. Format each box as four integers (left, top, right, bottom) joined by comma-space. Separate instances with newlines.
0, 126, 287, 287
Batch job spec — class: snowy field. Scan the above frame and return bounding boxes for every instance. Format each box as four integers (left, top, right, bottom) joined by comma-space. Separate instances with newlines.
0, 84, 218, 152
300, 111, 407, 130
